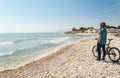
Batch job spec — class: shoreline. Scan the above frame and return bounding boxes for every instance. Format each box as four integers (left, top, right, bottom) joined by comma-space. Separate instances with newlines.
0, 39, 75, 74
0, 34, 120, 78
0, 34, 94, 72
0, 37, 93, 72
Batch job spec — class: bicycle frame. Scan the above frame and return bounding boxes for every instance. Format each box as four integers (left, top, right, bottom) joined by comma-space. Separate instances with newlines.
105, 39, 113, 54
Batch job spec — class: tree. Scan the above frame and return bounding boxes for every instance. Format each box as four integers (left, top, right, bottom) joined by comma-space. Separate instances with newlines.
110, 26, 117, 29
118, 25, 120, 29
105, 25, 118, 29
105, 25, 111, 29
79, 27, 88, 30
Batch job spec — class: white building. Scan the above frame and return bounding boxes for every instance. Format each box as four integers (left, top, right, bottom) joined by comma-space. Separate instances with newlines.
86, 28, 97, 33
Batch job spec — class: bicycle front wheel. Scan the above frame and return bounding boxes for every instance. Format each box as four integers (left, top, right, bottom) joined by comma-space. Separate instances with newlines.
92, 45, 97, 57
108, 47, 120, 62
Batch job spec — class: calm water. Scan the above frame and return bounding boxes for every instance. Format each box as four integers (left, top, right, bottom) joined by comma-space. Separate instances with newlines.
0, 33, 92, 71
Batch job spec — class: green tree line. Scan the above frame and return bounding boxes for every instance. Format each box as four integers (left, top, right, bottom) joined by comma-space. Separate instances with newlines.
105, 25, 120, 29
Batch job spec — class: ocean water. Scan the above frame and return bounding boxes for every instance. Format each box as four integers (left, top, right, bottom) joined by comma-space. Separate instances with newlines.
0, 33, 92, 71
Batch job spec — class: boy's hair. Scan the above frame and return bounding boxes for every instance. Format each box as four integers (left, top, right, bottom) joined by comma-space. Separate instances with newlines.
100, 22, 106, 28
100, 22, 106, 26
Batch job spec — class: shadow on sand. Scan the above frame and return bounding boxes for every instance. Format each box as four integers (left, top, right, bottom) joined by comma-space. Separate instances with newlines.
102, 60, 120, 65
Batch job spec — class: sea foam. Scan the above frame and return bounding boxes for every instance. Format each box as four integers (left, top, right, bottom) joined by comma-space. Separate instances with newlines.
0, 41, 13, 46
42, 37, 69, 44
0, 50, 15, 57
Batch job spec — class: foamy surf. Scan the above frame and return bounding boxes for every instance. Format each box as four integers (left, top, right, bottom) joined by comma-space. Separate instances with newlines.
0, 50, 15, 57
0, 41, 13, 46
42, 37, 70, 44
50, 37, 70, 43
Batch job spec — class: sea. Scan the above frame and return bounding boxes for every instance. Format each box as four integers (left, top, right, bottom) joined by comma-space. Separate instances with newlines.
0, 33, 92, 71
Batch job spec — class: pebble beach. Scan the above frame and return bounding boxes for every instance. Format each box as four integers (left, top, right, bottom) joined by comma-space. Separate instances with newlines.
0, 34, 120, 78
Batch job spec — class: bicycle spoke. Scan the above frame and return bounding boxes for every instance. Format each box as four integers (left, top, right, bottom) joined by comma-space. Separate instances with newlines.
108, 47, 120, 62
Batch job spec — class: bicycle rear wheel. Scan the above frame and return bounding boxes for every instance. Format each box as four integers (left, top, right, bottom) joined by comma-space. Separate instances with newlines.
92, 45, 97, 57
108, 47, 120, 62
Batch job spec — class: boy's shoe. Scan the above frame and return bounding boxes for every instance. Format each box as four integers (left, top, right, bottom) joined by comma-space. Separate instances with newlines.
95, 59, 101, 61
102, 58, 105, 60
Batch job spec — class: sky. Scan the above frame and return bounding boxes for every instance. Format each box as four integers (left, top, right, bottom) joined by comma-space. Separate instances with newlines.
0, 0, 120, 33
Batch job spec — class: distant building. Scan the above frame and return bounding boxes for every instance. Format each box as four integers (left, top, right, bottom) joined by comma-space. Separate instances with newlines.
85, 27, 97, 33
72, 28, 76, 31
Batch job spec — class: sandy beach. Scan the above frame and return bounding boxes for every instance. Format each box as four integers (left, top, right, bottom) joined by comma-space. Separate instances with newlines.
0, 34, 120, 78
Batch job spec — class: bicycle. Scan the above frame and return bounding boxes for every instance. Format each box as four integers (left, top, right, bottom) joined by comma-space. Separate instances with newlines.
92, 38, 120, 62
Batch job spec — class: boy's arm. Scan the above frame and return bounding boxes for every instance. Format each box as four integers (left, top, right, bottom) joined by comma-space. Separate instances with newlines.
97, 34, 101, 42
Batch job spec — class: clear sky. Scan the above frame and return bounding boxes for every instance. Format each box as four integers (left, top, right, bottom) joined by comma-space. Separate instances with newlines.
0, 0, 120, 33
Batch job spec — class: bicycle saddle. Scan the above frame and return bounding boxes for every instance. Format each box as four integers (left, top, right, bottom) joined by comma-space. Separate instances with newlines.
108, 39, 113, 41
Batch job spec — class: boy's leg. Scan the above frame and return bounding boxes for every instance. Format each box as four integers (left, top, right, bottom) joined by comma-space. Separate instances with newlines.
97, 43, 101, 60
102, 44, 106, 60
